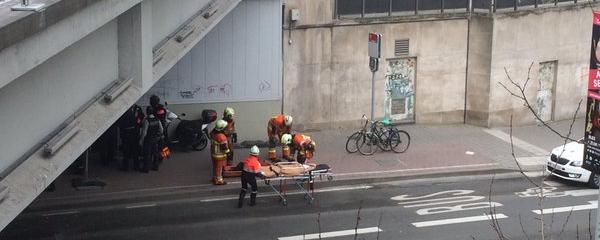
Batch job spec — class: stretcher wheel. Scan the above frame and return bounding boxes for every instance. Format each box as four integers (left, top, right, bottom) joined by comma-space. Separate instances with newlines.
327, 175, 333, 181
282, 200, 288, 206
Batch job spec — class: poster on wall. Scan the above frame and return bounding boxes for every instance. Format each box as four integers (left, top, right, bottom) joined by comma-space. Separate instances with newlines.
384, 58, 416, 122
582, 12, 600, 174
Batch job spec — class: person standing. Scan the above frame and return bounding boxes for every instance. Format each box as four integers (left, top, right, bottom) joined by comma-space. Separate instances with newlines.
223, 107, 237, 166
210, 120, 230, 185
238, 146, 264, 208
118, 104, 144, 171
267, 114, 293, 161
139, 106, 164, 173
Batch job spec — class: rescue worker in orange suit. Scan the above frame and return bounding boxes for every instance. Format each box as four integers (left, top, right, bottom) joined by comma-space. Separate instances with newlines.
210, 120, 230, 185
238, 146, 265, 208
223, 107, 237, 166
267, 114, 293, 161
281, 133, 316, 164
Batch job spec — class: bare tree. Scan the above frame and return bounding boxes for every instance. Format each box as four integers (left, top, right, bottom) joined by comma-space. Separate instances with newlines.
492, 62, 585, 239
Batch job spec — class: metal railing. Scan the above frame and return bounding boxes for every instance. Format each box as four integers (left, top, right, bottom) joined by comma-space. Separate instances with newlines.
335, 0, 592, 18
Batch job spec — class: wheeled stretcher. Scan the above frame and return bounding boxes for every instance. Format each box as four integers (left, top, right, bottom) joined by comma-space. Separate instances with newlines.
262, 162, 333, 206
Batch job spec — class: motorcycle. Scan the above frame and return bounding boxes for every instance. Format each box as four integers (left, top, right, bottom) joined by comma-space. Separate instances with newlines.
168, 109, 217, 151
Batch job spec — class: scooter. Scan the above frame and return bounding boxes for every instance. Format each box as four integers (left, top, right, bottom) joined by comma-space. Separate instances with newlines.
168, 109, 217, 151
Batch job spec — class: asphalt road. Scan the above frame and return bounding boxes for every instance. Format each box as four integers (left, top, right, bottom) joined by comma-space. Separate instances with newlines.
2, 174, 599, 240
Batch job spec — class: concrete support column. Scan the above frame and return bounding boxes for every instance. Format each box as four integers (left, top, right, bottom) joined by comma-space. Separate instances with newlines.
117, 1, 152, 90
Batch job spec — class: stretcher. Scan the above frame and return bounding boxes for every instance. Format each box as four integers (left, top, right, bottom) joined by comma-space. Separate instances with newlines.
262, 162, 333, 206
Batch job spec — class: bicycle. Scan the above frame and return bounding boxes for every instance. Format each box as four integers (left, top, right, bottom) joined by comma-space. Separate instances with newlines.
345, 115, 369, 153
356, 119, 395, 155
345, 114, 411, 155
387, 127, 410, 153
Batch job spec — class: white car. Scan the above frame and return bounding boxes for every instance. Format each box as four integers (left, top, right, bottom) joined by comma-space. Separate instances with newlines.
546, 139, 599, 188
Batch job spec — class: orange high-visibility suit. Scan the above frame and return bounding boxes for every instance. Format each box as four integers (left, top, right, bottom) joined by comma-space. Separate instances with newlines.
291, 134, 315, 164
223, 117, 236, 166
267, 115, 291, 161
210, 129, 230, 185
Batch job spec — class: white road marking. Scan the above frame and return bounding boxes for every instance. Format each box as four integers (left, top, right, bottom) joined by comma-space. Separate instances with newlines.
412, 213, 508, 228
483, 129, 548, 156
564, 189, 598, 197
200, 185, 373, 202
532, 201, 597, 215
125, 203, 157, 209
278, 227, 382, 240
42, 210, 80, 217
516, 187, 597, 198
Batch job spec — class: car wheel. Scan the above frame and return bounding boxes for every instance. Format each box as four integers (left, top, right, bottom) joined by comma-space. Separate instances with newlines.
589, 173, 600, 189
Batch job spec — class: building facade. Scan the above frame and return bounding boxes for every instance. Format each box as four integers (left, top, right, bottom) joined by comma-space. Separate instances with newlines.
282, 0, 590, 130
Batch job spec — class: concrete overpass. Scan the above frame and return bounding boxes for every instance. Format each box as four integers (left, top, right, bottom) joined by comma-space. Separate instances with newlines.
0, 0, 253, 230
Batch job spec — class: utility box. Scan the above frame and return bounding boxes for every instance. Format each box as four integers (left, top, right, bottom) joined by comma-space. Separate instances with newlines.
290, 9, 300, 21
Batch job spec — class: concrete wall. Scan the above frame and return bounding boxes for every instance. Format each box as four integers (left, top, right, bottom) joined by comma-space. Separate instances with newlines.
0, 20, 118, 173
465, 16, 493, 126
169, 100, 281, 142
488, 6, 590, 126
150, 0, 212, 47
145, 0, 282, 104
283, 0, 333, 26
284, 1, 592, 129
283, 8, 469, 129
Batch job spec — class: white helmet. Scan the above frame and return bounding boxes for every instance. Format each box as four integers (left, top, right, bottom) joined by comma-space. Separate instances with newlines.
224, 107, 235, 117
250, 145, 260, 155
281, 134, 293, 145
215, 119, 227, 131
284, 115, 293, 126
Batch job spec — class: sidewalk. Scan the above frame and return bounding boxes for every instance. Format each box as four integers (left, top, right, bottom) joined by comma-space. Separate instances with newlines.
33, 119, 584, 207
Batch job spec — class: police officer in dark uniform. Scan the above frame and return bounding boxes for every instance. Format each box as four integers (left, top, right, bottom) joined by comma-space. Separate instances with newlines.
118, 104, 144, 171
139, 106, 164, 173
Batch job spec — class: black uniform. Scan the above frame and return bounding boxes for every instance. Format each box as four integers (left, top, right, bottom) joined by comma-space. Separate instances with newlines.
118, 105, 144, 171
141, 115, 163, 173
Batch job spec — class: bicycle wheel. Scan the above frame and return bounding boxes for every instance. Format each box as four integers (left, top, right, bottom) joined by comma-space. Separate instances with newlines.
357, 132, 376, 156
345, 131, 362, 153
390, 129, 410, 153
377, 129, 392, 151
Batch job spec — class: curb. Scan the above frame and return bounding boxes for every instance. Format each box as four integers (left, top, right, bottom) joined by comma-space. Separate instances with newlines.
27, 165, 531, 212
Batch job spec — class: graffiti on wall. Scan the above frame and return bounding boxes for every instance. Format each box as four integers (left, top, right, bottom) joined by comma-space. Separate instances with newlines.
536, 61, 556, 122
385, 58, 416, 121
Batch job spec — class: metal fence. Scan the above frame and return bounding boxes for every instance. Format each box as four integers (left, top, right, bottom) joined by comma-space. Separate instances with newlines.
335, 0, 591, 18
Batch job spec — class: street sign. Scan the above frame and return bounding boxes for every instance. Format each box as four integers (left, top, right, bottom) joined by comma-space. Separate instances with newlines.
368, 33, 382, 58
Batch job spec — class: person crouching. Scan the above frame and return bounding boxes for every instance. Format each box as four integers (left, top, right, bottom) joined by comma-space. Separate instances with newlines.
238, 146, 265, 208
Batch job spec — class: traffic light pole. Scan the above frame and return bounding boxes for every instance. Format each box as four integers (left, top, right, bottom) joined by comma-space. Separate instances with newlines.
371, 71, 376, 121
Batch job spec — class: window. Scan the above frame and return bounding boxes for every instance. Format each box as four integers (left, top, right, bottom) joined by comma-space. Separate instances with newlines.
391, 0, 416, 13
365, 0, 390, 14
337, 0, 363, 16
